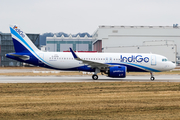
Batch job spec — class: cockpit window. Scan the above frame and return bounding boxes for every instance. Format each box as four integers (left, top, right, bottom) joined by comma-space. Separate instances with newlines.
162, 58, 168, 62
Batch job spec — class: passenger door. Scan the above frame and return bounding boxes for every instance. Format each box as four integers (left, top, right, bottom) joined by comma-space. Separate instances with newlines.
151, 55, 156, 65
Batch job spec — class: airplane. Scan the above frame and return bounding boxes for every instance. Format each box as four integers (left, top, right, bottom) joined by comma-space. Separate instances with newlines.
6, 25, 176, 81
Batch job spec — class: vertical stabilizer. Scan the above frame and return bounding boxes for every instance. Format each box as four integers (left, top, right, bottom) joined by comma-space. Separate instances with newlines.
9, 25, 40, 53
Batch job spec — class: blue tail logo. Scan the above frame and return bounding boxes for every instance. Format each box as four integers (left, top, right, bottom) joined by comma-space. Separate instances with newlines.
13, 25, 25, 38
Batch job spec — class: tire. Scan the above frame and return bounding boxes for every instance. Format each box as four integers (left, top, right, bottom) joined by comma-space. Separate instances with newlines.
150, 77, 155, 81
92, 74, 98, 80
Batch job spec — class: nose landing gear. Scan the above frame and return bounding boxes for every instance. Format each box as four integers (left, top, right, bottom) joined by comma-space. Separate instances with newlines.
150, 72, 155, 81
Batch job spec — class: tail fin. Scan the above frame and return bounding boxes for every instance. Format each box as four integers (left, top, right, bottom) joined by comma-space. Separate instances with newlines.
9, 25, 40, 53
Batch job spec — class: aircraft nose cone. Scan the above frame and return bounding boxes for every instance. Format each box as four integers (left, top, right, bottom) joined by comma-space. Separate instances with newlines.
170, 63, 176, 70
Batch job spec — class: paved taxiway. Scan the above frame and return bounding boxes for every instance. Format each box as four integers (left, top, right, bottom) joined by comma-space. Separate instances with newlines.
0, 75, 179, 83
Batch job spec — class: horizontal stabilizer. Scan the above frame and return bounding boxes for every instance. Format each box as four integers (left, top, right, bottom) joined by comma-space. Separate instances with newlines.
6, 53, 30, 60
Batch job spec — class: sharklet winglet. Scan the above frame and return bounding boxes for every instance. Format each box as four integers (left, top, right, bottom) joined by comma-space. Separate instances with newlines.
69, 48, 79, 60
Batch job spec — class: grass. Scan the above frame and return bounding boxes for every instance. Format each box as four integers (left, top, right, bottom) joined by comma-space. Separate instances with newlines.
0, 71, 84, 76
0, 82, 180, 119
0, 67, 44, 69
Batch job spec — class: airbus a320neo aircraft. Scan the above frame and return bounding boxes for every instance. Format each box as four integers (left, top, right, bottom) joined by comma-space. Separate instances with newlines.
6, 25, 176, 80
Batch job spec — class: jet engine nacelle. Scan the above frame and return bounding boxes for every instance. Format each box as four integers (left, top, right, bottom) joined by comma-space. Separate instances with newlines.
108, 66, 126, 78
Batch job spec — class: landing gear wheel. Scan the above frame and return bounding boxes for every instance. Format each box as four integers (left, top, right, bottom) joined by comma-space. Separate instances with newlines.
92, 74, 98, 80
150, 72, 155, 81
150, 77, 155, 81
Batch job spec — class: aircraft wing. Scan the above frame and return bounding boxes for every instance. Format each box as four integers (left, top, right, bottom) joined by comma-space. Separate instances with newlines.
69, 48, 113, 69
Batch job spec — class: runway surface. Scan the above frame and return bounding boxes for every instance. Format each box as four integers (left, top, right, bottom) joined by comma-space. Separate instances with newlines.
0, 75, 179, 83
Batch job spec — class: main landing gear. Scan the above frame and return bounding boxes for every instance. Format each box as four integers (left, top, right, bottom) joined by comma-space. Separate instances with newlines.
150, 72, 155, 81
92, 74, 98, 80
92, 68, 100, 80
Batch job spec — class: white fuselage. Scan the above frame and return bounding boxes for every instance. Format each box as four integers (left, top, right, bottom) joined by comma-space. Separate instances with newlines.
36, 52, 175, 72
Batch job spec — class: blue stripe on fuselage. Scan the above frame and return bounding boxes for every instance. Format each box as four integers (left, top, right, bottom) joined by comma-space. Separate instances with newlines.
108, 62, 161, 72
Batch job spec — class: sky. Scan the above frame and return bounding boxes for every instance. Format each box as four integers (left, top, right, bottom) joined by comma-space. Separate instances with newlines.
0, 0, 180, 34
